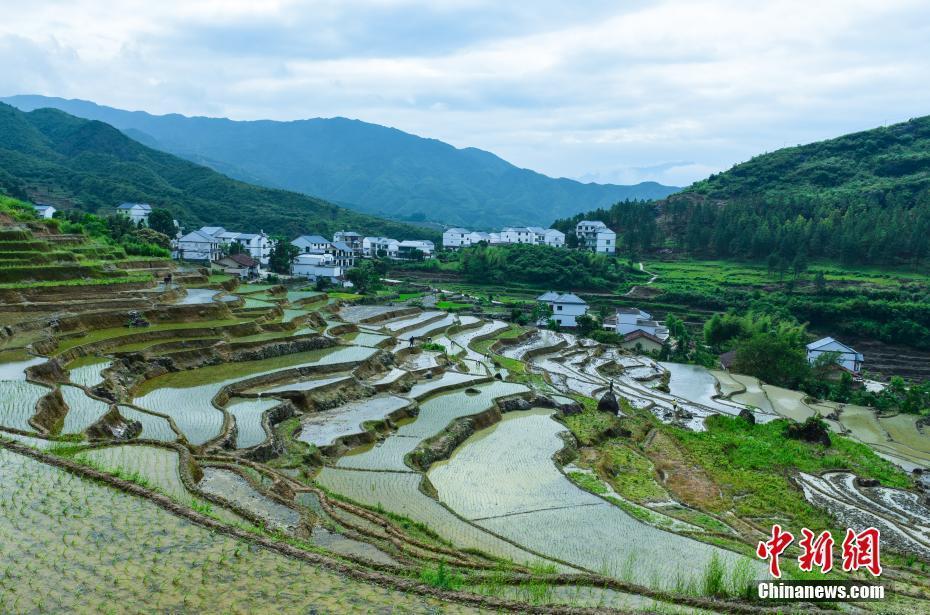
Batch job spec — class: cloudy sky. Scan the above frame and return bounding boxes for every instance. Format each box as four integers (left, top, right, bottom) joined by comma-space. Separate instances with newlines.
2, 0, 929, 186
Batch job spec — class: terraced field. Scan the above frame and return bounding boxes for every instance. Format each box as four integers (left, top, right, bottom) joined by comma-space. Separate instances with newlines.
3, 267, 929, 614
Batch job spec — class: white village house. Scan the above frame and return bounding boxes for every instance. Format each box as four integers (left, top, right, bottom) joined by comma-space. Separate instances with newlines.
537, 291, 589, 327
175, 229, 224, 262
333, 231, 363, 255
467, 231, 492, 245
500, 227, 535, 244
443, 226, 564, 250
215, 230, 271, 265
806, 337, 864, 374
575, 220, 616, 254
609, 307, 670, 352
362, 236, 399, 258
291, 235, 332, 254
614, 308, 670, 341
442, 228, 471, 249
33, 204, 56, 219
529, 226, 565, 247
291, 253, 343, 285
116, 202, 152, 225
397, 240, 435, 259
175, 226, 270, 265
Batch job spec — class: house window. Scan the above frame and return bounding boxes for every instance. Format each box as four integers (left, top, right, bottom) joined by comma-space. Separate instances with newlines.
556, 305, 563, 311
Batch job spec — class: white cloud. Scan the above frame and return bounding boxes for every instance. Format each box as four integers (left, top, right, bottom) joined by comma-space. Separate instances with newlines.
1, 0, 929, 186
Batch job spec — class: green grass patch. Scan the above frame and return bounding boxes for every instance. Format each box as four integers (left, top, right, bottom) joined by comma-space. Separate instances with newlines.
328, 292, 363, 301
669, 414, 910, 529
561, 408, 621, 446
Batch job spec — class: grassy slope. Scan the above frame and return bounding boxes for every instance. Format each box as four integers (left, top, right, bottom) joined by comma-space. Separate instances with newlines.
0, 103, 438, 242
688, 115, 930, 201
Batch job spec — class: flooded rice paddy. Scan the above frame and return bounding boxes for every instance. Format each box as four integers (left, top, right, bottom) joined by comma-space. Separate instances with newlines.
133, 346, 377, 445
198, 467, 302, 532
428, 408, 757, 586
66, 357, 112, 387
225, 397, 280, 448
117, 405, 177, 442
0, 448, 471, 614
338, 380, 527, 471
316, 467, 546, 566
297, 395, 410, 447
60, 385, 110, 435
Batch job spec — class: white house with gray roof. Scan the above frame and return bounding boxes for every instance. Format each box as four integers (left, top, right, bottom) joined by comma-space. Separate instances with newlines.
291, 235, 332, 254
176, 230, 223, 262
442, 228, 471, 249
33, 204, 56, 219
614, 308, 669, 341
576, 220, 616, 254
116, 202, 152, 225
536, 291, 589, 327
806, 337, 863, 373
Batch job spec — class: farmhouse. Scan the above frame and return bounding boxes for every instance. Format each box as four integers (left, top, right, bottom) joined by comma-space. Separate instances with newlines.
443, 226, 565, 249
575, 220, 616, 254
362, 236, 399, 258
292, 253, 343, 284
116, 202, 152, 225
806, 337, 863, 374
500, 227, 535, 244
620, 329, 666, 353
614, 308, 670, 342
175, 229, 223, 262
529, 226, 565, 247
537, 291, 589, 327
216, 253, 260, 279
442, 228, 471, 249
330, 240, 357, 268
397, 240, 435, 259
333, 231, 363, 255
215, 230, 271, 265
33, 204, 56, 219
291, 235, 332, 254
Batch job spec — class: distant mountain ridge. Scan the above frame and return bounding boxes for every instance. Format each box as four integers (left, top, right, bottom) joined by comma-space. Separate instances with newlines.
1, 95, 680, 228
0, 102, 437, 241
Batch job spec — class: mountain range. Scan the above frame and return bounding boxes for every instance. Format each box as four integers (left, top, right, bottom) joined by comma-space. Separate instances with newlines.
1, 95, 680, 228
0, 102, 436, 241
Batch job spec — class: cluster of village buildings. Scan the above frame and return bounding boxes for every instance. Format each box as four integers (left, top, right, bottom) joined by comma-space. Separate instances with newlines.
442, 220, 617, 254
40, 202, 863, 373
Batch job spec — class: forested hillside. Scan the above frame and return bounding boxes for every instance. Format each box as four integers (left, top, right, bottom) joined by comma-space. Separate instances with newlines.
2, 95, 679, 228
555, 116, 930, 266
0, 103, 436, 241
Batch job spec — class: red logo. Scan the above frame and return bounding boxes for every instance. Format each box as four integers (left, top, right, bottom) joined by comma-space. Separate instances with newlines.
798, 528, 834, 573
756, 524, 794, 578
841, 528, 882, 577
757, 526, 882, 578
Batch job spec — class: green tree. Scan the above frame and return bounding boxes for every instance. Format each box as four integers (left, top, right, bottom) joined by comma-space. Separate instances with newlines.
732, 332, 810, 388
268, 236, 298, 274
345, 260, 381, 293
147, 208, 176, 237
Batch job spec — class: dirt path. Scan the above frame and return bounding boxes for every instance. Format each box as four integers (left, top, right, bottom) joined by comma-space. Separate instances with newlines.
622, 262, 658, 297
